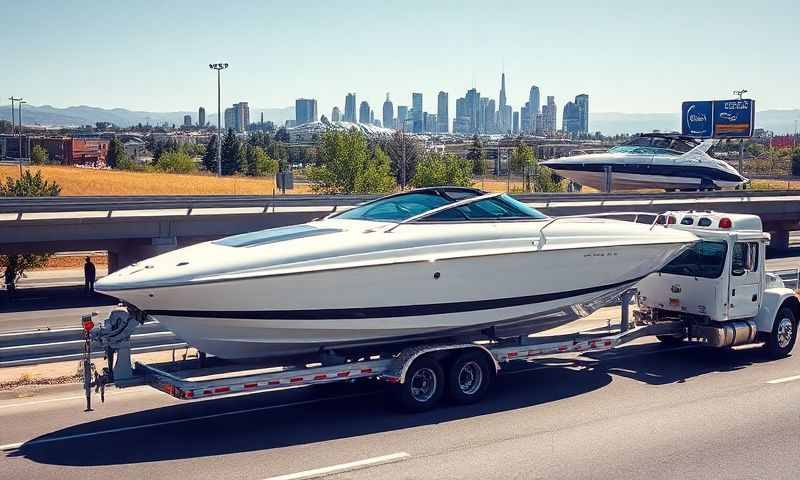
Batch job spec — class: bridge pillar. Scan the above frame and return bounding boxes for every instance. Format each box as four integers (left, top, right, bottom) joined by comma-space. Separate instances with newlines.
108, 237, 178, 273
768, 230, 791, 251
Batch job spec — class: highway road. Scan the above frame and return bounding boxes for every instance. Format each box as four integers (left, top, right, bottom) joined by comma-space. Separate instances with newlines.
1, 327, 799, 479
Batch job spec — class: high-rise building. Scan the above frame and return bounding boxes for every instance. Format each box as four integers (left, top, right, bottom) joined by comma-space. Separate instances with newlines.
412, 93, 423, 133
562, 101, 580, 135
478, 97, 489, 133
498, 72, 512, 133
535, 113, 545, 135
183, 114, 192, 127
424, 113, 437, 133
369, 109, 374, 125
344, 93, 357, 123
295, 98, 318, 125
521, 103, 530, 133
486, 99, 496, 133
225, 102, 250, 132
331, 106, 341, 122
396, 105, 409, 130
359, 101, 370, 124
513, 111, 519, 134
382, 93, 394, 129
198, 107, 205, 127
528, 86, 540, 132
465, 88, 480, 133
437, 91, 448, 134
542, 96, 557, 135
575, 94, 589, 134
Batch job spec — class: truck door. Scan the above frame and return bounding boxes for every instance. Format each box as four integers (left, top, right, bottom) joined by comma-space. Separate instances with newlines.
729, 241, 761, 319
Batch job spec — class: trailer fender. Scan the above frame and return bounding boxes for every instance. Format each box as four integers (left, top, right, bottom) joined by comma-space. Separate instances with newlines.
755, 289, 800, 333
385, 344, 500, 384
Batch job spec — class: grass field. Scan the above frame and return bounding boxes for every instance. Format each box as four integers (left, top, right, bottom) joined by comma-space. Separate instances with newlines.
0, 165, 311, 195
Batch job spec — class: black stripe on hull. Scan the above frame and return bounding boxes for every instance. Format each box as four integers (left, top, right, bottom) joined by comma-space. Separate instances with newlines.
145, 275, 645, 320
542, 162, 745, 184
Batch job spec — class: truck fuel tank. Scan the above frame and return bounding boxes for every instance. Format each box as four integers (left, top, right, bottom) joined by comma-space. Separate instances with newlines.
691, 320, 758, 348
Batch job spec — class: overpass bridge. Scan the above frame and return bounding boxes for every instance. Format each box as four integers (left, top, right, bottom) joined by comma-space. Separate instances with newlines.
1, 190, 798, 272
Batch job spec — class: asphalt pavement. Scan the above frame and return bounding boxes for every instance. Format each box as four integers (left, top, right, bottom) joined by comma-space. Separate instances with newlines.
1, 334, 799, 479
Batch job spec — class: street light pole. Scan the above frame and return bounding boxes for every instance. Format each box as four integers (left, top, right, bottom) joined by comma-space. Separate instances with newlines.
209, 63, 229, 176
7, 97, 17, 162
18, 99, 26, 176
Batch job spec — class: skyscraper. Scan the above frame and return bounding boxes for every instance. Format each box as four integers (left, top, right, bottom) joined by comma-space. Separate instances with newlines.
498, 72, 512, 133
521, 103, 530, 133
412, 93, 423, 133
437, 91, 448, 134
465, 88, 480, 133
183, 114, 192, 127
224, 107, 234, 131
513, 111, 519, 134
528, 86, 540, 132
562, 101, 580, 135
344, 93, 357, 123
575, 94, 589, 134
486, 99, 496, 133
382, 93, 394, 129
295, 98, 318, 125
198, 107, 205, 127
331, 106, 341, 122
224, 102, 249, 132
478, 97, 489, 133
543, 96, 557, 135
396, 105, 409, 130
359, 101, 370, 124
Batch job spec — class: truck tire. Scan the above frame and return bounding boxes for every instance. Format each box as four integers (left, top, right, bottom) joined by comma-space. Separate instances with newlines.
764, 306, 797, 358
446, 351, 493, 405
392, 356, 445, 412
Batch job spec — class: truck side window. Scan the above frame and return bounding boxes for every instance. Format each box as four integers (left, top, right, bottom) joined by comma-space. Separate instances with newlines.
732, 242, 758, 276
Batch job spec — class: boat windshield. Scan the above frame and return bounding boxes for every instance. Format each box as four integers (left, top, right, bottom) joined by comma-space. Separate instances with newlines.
214, 225, 342, 248
609, 135, 697, 156
335, 188, 482, 222
417, 194, 548, 221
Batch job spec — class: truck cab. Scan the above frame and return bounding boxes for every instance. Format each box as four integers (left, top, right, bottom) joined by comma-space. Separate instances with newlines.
637, 211, 799, 356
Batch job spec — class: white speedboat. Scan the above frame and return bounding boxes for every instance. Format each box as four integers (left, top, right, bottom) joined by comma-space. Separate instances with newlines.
541, 133, 748, 191
95, 187, 697, 361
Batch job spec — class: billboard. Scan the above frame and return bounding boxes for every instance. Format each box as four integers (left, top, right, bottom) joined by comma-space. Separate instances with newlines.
681, 99, 755, 139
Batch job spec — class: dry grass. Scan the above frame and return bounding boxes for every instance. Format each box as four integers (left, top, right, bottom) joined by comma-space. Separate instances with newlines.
749, 179, 800, 190
1, 165, 311, 196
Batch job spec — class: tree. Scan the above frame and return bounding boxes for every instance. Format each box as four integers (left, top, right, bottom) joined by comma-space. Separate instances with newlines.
274, 126, 290, 143
202, 135, 218, 173
243, 144, 279, 176
385, 129, 420, 187
30, 145, 48, 165
306, 129, 396, 194
1, 171, 60, 296
220, 129, 242, 175
510, 143, 535, 191
792, 148, 800, 176
746, 143, 765, 158
410, 152, 473, 188
466, 135, 487, 175
106, 138, 128, 169
154, 150, 197, 174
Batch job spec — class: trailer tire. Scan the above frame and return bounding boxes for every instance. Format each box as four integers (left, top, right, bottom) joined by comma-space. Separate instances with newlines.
764, 306, 797, 359
392, 356, 445, 412
446, 351, 493, 405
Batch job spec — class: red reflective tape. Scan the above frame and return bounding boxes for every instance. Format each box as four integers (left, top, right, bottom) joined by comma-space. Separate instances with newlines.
507, 352, 518, 358
184, 391, 194, 398
244, 383, 258, 389
203, 389, 213, 395
605, 340, 612, 346
559, 346, 568, 352
290, 377, 304, 383
314, 374, 328, 380
337, 371, 351, 377
268, 380, 281, 385
361, 368, 373, 374
383, 376, 400, 383
214, 386, 230, 393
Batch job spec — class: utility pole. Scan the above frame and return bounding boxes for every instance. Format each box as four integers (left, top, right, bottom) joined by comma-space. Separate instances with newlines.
733, 89, 748, 175
209, 63, 229, 176
7, 97, 18, 164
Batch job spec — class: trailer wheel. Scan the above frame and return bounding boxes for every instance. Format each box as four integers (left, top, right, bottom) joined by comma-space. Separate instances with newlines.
446, 351, 493, 405
393, 356, 445, 412
764, 307, 797, 358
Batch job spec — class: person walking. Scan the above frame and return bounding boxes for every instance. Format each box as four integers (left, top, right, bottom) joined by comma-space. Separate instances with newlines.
84, 256, 97, 295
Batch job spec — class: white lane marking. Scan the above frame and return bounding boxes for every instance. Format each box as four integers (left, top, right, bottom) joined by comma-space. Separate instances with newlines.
263, 452, 410, 480
0, 391, 377, 451
0, 442, 23, 451
767, 374, 800, 384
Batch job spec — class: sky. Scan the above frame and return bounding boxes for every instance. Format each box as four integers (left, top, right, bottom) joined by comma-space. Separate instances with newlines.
2, 0, 799, 117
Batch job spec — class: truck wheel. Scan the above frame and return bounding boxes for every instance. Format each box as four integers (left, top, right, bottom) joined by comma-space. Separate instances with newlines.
392, 356, 444, 412
446, 351, 493, 405
656, 335, 684, 346
764, 307, 797, 358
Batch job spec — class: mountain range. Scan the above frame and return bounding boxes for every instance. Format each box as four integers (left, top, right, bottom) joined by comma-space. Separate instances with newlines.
1, 104, 798, 136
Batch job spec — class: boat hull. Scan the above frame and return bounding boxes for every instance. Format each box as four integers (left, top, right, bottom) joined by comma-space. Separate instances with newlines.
115, 242, 688, 360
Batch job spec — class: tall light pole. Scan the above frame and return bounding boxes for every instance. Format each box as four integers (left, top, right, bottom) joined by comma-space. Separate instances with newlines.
18, 99, 26, 176
8, 97, 18, 161
209, 63, 229, 176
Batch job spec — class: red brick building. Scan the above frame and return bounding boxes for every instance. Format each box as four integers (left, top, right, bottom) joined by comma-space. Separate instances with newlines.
31, 137, 110, 165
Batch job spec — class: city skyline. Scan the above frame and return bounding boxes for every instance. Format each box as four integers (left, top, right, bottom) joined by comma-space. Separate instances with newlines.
3, 0, 798, 117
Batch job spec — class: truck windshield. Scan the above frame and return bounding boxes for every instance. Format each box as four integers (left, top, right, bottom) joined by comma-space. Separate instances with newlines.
660, 240, 728, 279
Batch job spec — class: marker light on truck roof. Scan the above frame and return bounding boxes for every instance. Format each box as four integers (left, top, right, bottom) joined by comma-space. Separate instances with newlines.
719, 217, 732, 229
